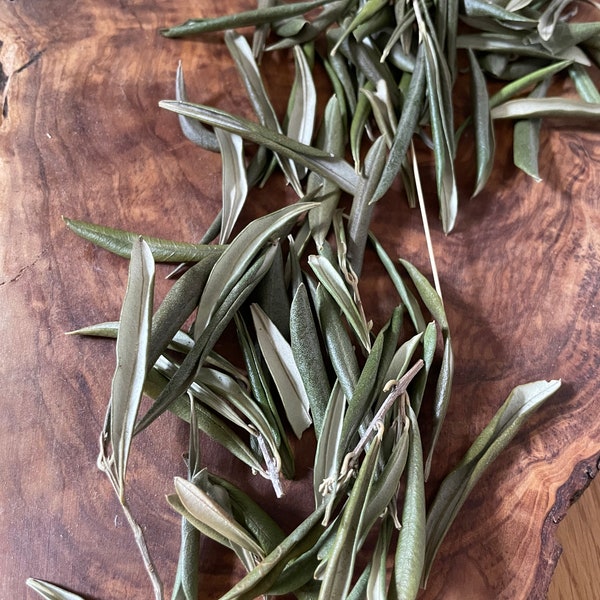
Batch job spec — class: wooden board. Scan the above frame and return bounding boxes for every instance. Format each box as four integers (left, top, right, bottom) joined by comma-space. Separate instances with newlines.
2, 1, 599, 598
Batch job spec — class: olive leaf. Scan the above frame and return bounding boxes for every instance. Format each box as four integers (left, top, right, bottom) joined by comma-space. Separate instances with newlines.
314, 283, 361, 401
215, 128, 248, 243
175, 61, 219, 152
160, 0, 333, 37
135, 244, 278, 434
219, 503, 329, 600
569, 63, 600, 103
224, 30, 302, 195
468, 49, 495, 197
513, 79, 552, 181
25, 579, 85, 600
317, 426, 383, 600
307, 95, 345, 250
393, 404, 426, 600
308, 254, 371, 352
63, 217, 226, 262
288, 44, 318, 178
491, 96, 600, 119
173, 477, 265, 558
250, 303, 312, 439
290, 282, 332, 438
314, 380, 346, 507
194, 202, 315, 337
423, 379, 561, 585
159, 101, 361, 193
99, 237, 154, 501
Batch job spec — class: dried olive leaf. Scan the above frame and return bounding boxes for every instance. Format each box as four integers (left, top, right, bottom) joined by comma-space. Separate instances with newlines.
491, 97, 600, 119
135, 245, 278, 434
26, 579, 85, 600
373, 44, 426, 202
176, 61, 219, 152
174, 477, 265, 558
347, 135, 387, 277
315, 283, 360, 401
194, 202, 316, 337
159, 101, 361, 193
251, 303, 312, 439
145, 370, 265, 474
314, 380, 346, 507
468, 49, 495, 197
423, 379, 561, 585
63, 217, 226, 262
216, 128, 248, 243
207, 472, 286, 553
219, 503, 328, 600
309, 254, 371, 352
317, 427, 383, 600
308, 95, 345, 250
288, 44, 318, 178
160, 0, 333, 37
290, 282, 332, 438
569, 63, 600, 102
102, 237, 154, 500
393, 404, 426, 600
225, 31, 302, 195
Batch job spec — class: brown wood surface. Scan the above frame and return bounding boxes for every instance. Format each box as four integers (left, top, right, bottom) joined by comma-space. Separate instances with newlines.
2, 1, 600, 599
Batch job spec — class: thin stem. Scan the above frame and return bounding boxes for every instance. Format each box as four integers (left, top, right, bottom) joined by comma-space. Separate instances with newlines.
411, 141, 443, 301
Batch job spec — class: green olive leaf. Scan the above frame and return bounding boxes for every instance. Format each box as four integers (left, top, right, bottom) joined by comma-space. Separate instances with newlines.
250, 303, 312, 439
135, 245, 278, 434
63, 217, 226, 262
569, 63, 600, 103
372, 44, 426, 203
307, 95, 345, 250
219, 503, 328, 600
423, 379, 561, 586
194, 202, 315, 337
145, 369, 264, 474
347, 135, 387, 277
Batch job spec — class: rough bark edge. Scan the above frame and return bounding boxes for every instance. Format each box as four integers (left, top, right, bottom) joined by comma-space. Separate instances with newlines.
532, 451, 600, 598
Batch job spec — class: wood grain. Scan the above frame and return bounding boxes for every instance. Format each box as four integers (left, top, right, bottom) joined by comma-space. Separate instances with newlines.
1, 1, 599, 599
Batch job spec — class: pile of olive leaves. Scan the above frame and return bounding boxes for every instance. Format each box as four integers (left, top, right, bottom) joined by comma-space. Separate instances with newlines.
28, 0, 600, 598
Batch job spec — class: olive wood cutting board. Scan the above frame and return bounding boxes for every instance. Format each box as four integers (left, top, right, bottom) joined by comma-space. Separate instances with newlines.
1, 1, 599, 598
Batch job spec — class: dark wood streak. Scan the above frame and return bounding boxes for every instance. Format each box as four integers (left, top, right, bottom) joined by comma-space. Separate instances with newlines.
1, 1, 599, 599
